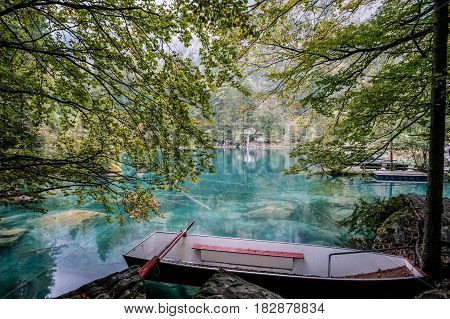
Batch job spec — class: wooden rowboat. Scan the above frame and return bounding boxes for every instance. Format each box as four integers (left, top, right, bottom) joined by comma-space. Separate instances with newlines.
123, 231, 428, 298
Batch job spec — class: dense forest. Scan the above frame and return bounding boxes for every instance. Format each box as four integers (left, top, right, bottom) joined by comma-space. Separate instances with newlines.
0, 0, 448, 280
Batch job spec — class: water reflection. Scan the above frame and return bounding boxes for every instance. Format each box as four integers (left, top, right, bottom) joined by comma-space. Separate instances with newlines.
0, 149, 442, 298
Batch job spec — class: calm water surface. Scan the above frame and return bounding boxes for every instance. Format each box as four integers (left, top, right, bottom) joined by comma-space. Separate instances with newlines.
0, 149, 444, 298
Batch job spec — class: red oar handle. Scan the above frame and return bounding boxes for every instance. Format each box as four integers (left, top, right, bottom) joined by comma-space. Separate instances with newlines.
137, 220, 195, 279
138, 256, 159, 279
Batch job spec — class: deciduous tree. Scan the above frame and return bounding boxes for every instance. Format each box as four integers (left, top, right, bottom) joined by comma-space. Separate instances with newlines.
0, 0, 250, 222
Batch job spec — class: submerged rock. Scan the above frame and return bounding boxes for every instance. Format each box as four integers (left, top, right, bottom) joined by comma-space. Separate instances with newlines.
1, 214, 30, 224
37, 210, 105, 228
193, 269, 282, 299
0, 228, 27, 238
0, 228, 27, 248
58, 266, 145, 299
0, 236, 21, 248
247, 205, 293, 219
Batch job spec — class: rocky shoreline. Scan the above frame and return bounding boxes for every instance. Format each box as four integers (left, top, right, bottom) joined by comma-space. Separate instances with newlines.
58, 267, 281, 299
371, 194, 449, 274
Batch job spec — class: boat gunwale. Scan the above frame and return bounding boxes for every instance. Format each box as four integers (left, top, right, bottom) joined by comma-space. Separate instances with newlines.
123, 231, 425, 280
122, 232, 157, 257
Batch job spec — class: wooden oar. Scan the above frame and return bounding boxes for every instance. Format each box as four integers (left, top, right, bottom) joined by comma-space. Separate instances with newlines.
137, 220, 195, 279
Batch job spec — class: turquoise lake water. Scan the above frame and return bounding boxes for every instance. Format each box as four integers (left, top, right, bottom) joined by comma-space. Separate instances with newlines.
0, 149, 444, 298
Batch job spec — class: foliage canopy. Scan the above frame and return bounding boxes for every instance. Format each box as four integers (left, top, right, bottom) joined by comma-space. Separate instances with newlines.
246, 0, 448, 174
0, 0, 251, 222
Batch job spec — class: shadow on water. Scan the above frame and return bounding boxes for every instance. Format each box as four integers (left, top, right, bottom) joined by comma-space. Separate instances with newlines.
0, 149, 442, 298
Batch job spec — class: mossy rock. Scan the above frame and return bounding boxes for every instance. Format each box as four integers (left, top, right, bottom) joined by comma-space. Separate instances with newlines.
377, 208, 409, 233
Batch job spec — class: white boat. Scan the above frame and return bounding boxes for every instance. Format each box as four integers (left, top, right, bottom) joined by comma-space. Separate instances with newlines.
123, 231, 428, 298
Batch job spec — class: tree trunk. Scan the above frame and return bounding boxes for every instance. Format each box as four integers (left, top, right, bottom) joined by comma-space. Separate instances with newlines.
423, 0, 448, 280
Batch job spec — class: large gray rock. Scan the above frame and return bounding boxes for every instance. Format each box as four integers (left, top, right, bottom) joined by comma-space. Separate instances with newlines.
58, 266, 145, 299
194, 270, 282, 299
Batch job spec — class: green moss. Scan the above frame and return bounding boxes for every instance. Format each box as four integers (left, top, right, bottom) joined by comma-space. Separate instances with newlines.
378, 208, 409, 233
338, 195, 408, 248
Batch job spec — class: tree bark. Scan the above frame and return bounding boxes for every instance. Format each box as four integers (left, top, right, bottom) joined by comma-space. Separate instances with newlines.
423, 0, 448, 280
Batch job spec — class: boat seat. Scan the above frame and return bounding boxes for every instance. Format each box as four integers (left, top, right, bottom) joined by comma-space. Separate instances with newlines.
192, 244, 304, 270
192, 244, 304, 258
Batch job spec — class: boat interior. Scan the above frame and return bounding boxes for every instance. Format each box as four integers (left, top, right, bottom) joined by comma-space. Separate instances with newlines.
124, 232, 423, 279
